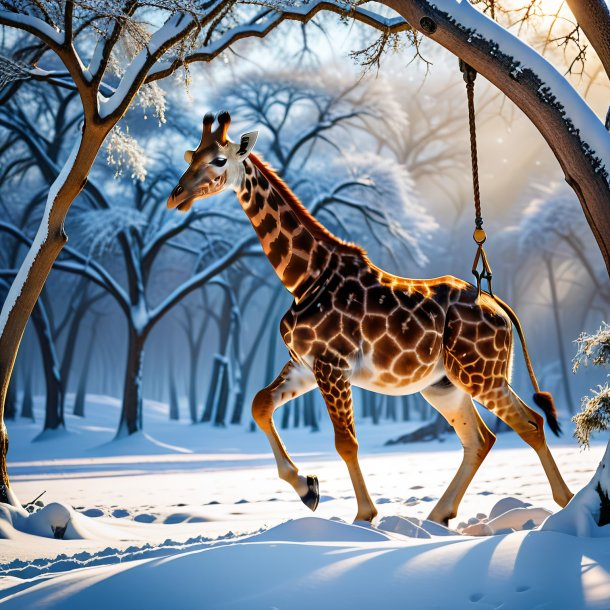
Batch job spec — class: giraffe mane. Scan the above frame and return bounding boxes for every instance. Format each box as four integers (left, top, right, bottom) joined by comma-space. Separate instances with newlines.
248, 153, 367, 257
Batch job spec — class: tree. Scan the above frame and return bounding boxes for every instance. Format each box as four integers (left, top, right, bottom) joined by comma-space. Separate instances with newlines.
0, 0, 608, 507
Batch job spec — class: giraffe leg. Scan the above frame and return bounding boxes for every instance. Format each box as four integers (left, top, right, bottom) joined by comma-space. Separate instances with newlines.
313, 360, 377, 522
421, 383, 496, 525
252, 360, 319, 508
479, 383, 573, 507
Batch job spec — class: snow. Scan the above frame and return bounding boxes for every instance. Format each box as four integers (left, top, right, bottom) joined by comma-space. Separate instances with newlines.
1, 395, 609, 608
99, 13, 195, 119
0, 135, 81, 340
542, 441, 610, 538
433, 0, 610, 182
0, 11, 63, 46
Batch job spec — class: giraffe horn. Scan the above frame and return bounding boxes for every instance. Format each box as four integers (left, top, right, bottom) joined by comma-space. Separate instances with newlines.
217, 110, 231, 144
196, 112, 215, 151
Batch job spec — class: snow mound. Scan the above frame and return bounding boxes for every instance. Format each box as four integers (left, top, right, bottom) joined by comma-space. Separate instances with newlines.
0, 502, 102, 540
251, 516, 392, 543
542, 442, 610, 538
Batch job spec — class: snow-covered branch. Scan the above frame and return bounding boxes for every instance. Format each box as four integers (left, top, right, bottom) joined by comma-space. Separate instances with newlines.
0, 10, 64, 49
384, 0, 610, 273
0, 221, 130, 316
148, 234, 258, 327
99, 12, 198, 119
146, 1, 408, 83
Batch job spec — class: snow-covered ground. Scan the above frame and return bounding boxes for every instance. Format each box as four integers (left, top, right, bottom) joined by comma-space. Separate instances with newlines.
1, 396, 609, 609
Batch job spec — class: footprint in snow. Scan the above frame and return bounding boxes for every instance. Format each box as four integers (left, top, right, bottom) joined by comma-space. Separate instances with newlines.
375, 497, 394, 505
80, 508, 104, 518
133, 514, 157, 523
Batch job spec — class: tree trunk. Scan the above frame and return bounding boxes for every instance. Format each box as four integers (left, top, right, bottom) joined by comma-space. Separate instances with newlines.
116, 328, 146, 437
202, 355, 223, 423
213, 358, 230, 427
385, 0, 610, 276
188, 347, 200, 423
169, 368, 180, 421
31, 302, 63, 431
545, 258, 575, 413
303, 392, 318, 431
20, 367, 33, 420
73, 328, 95, 417
0, 125, 106, 502
61, 296, 89, 413
401, 395, 411, 421
5, 377, 16, 421
281, 400, 291, 430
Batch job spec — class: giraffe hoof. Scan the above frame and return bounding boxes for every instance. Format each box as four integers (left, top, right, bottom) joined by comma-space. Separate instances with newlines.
300, 475, 319, 512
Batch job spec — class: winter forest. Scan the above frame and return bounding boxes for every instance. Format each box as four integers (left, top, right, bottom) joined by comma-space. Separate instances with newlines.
0, 1, 609, 609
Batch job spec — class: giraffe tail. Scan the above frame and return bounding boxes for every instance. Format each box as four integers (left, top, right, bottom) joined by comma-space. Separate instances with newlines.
492, 295, 562, 437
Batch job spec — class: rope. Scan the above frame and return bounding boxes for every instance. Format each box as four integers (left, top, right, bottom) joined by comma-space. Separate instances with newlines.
459, 59, 493, 297
462, 63, 482, 230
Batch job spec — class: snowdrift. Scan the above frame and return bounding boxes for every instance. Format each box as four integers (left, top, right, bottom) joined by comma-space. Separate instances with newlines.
2, 516, 610, 610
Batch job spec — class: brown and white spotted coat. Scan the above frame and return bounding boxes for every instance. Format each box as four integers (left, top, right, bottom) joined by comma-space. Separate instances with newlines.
168, 112, 572, 524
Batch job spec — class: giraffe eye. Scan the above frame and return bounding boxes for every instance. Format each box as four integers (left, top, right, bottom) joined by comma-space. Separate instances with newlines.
211, 157, 227, 167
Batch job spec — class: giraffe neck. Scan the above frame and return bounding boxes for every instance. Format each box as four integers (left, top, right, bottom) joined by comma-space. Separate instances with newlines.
236, 154, 360, 300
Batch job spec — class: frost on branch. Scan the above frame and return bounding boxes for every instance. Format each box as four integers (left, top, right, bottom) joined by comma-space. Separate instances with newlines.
572, 323, 610, 448
135, 82, 166, 124
105, 126, 148, 181
573, 385, 610, 449
74, 207, 148, 257
573, 323, 610, 372
0, 54, 31, 91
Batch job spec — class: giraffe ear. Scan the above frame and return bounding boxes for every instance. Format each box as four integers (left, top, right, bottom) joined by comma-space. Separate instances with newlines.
236, 131, 258, 161
184, 150, 194, 164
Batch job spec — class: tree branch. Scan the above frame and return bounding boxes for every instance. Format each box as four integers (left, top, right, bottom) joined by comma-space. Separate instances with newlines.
146, 1, 409, 83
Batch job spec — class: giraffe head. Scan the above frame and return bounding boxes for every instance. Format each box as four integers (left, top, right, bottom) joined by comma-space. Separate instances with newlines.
167, 111, 258, 212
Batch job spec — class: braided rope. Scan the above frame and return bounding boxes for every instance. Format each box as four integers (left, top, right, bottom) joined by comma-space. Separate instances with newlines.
460, 61, 483, 230
460, 59, 493, 296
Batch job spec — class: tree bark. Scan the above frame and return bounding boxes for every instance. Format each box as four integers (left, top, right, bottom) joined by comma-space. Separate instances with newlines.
385, 0, 610, 276
0, 125, 106, 501
116, 328, 146, 437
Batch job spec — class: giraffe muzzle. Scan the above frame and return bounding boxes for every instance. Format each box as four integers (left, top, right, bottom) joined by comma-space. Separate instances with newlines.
167, 184, 196, 212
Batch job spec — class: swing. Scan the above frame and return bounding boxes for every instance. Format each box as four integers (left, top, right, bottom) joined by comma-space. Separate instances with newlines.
458, 60, 556, 407
459, 59, 493, 298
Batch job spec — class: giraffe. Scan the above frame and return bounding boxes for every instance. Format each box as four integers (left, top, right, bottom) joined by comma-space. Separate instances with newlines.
167, 111, 573, 524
